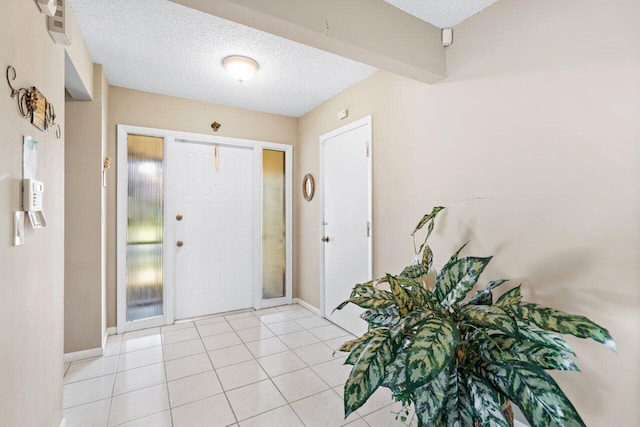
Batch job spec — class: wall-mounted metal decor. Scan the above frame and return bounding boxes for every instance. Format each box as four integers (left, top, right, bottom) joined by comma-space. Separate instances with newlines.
302, 173, 315, 201
6, 66, 61, 139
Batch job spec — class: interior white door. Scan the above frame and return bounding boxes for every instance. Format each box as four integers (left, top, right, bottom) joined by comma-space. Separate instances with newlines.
169, 140, 254, 319
322, 117, 372, 336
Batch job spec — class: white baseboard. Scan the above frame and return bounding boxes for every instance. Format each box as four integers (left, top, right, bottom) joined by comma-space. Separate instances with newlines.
102, 326, 117, 352
63, 346, 103, 363
294, 298, 321, 316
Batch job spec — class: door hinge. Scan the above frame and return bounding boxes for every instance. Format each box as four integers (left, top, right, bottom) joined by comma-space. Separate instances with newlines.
365, 141, 370, 157
366, 221, 370, 237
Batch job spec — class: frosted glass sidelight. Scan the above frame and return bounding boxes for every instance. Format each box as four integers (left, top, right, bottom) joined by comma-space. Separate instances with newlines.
262, 150, 286, 299
126, 134, 164, 321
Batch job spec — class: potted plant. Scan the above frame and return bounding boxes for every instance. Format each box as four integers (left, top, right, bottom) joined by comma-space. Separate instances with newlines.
336, 207, 615, 427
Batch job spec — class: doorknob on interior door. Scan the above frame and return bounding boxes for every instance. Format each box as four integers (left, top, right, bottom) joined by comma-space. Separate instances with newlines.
176, 214, 183, 221
176, 241, 184, 247
321, 236, 330, 242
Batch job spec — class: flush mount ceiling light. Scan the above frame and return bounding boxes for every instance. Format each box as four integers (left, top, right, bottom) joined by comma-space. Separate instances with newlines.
223, 56, 259, 82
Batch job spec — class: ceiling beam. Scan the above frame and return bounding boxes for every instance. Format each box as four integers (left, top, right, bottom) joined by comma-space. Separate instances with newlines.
170, 0, 446, 84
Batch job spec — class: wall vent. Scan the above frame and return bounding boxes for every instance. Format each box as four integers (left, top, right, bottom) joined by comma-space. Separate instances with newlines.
48, 0, 72, 45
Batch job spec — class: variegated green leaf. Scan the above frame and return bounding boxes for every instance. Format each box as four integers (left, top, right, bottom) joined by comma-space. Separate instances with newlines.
442, 370, 475, 427
496, 285, 522, 307
466, 373, 510, 427
436, 256, 493, 307
360, 306, 401, 328
338, 292, 396, 311
495, 286, 523, 316
382, 351, 407, 389
388, 275, 415, 316
350, 277, 389, 298
487, 279, 509, 290
406, 318, 459, 389
389, 308, 434, 340
463, 279, 508, 307
521, 303, 616, 351
422, 245, 433, 271
412, 206, 445, 236
412, 365, 451, 425
479, 361, 586, 427
400, 263, 429, 279
344, 331, 397, 416
466, 289, 493, 306
460, 305, 518, 336
480, 335, 579, 371
403, 308, 435, 331
339, 329, 386, 354
516, 321, 575, 355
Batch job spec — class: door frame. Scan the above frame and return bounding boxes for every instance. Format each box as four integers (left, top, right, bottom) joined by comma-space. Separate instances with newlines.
318, 115, 373, 318
117, 125, 293, 333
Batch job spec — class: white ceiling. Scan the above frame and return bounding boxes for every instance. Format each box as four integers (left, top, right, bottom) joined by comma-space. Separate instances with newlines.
383, 0, 500, 28
68, 0, 376, 117
69, 0, 499, 117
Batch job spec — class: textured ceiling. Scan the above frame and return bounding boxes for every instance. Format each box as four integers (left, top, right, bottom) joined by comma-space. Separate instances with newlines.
383, 0, 500, 28
70, 0, 500, 116
68, 0, 376, 117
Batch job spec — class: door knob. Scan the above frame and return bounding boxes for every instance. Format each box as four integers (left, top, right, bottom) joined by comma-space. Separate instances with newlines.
176, 214, 183, 221
176, 241, 184, 247
321, 236, 330, 243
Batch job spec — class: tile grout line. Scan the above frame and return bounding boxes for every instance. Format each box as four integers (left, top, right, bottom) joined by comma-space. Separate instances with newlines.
199, 317, 241, 426
63, 304, 359, 426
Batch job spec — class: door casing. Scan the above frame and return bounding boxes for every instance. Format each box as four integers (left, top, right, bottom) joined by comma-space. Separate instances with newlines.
117, 125, 293, 333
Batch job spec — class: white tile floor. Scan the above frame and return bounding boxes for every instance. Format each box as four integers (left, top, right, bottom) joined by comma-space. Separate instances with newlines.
62, 304, 403, 427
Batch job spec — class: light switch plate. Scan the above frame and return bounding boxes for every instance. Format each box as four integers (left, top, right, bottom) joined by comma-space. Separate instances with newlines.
14, 211, 25, 246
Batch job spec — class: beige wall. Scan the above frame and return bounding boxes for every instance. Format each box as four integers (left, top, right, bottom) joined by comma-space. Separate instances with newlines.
106, 86, 298, 326
64, 8, 93, 100
296, 0, 640, 425
0, 2, 65, 426
65, 64, 109, 353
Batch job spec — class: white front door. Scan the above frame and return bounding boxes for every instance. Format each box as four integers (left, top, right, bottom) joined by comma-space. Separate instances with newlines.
168, 140, 254, 319
321, 116, 372, 336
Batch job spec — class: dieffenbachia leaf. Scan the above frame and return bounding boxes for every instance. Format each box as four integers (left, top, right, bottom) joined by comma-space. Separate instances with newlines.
388, 275, 415, 317
339, 329, 386, 354
463, 279, 508, 307
382, 351, 407, 389
360, 306, 401, 328
422, 245, 433, 271
480, 335, 579, 372
412, 206, 445, 236
460, 305, 518, 336
495, 285, 523, 315
466, 373, 510, 427
402, 308, 434, 331
336, 292, 396, 312
435, 256, 493, 308
349, 277, 389, 298
344, 331, 398, 417
412, 365, 451, 425
479, 361, 586, 427
487, 279, 509, 290
516, 321, 575, 355
406, 318, 459, 389
521, 303, 616, 351
466, 289, 493, 306
496, 285, 522, 306
442, 370, 475, 426
400, 263, 429, 279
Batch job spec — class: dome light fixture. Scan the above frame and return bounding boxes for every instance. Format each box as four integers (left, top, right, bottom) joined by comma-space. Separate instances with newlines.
223, 55, 259, 82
